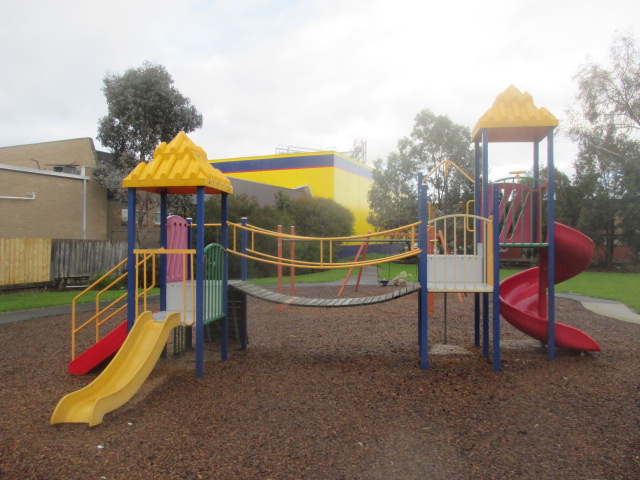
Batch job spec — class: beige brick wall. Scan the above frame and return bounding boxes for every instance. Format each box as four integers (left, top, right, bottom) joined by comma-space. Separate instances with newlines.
0, 169, 108, 240
0, 138, 109, 240
0, 138, 98, 170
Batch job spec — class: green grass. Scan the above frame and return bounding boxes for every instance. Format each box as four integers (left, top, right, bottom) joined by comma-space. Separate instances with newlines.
251, 264, 640, 312
551, 271, 640, 313
0, 288, 159, 314
381, 265, 639, 313
251, 267, 354, 285
499, 269, 640, 312
1, 267, 638, 314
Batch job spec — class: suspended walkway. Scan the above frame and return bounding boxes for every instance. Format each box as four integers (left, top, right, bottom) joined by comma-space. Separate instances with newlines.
229, 280, 421, 307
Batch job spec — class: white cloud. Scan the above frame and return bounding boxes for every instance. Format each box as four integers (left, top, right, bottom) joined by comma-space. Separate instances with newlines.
1, 0, 637, 179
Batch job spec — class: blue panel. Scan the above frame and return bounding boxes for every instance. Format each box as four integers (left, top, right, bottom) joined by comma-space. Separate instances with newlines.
127, 189, 136, 331
211, 153, 373, 180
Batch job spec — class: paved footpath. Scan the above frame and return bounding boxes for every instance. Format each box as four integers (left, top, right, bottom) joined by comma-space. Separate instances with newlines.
557, 293, 640, 325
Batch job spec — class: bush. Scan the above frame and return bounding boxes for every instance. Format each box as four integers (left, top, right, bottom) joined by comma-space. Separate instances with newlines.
88, 271, 126, 290
200, 193, 355, 278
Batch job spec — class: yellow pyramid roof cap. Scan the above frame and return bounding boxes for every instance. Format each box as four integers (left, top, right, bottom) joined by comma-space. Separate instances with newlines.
471, 85, 558, 143
122, 132, 233, 195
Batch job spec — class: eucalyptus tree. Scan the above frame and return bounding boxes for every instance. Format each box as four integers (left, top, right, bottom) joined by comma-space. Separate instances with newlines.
566, 32, 640, 266
95, 62, 203, 243
367, 109, 474, 231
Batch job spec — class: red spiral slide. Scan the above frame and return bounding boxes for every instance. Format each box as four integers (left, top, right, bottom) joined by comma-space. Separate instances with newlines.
499, 222, 601, 351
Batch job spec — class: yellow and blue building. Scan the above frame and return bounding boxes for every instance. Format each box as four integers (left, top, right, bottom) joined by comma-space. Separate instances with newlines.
210, 151, 373, 234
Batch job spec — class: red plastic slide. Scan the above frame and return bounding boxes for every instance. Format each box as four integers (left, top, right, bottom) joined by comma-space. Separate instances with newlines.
67, 321, 128, 375
499, 222, 601, 351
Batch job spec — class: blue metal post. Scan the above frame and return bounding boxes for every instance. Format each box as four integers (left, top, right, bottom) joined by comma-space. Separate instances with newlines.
240, 217, 248, 349
160, 190, 167, 312
547, 128, 556, 360
185, 217, 193, 350
474, 140, 481, 347
126, 189, 137, 331
195, 187, 205, 377
186, 218, 193, 249
482, 130, 490, 358
221, 193, 229, 361
418, 173, 429, 369
533, 142, 540, 244
241, 217, 248, 281
492, 187, 501, 371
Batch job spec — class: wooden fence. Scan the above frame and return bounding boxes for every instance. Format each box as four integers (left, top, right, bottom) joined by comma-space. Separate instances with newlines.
0, 238, 127, 287
0, 238, 51, 286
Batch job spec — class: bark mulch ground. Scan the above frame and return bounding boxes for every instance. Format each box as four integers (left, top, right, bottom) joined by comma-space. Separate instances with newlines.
1, 285, 638, 479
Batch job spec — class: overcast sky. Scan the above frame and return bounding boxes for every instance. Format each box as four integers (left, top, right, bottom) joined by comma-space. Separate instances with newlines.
1, 0, 637, 179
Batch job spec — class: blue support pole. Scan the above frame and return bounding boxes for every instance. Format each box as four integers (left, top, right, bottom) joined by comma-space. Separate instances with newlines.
240, 217, 248, 350
533, 142, 540, 244
547, 127, 556, 360
482, 130, 490, 358
492, 187, 501, 371
474, 140, 481, 347
187, 218, 193, 249
221, 193, 229, 362
241, 217, 248, 281
126, 189, 137, 331
195, 187, 205, 377
418, 173, 429, 369
160, 190, 167, 312
185, 217, 193, 350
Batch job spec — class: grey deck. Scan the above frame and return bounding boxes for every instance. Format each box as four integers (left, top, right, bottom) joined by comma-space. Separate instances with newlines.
229, 280, 421, 307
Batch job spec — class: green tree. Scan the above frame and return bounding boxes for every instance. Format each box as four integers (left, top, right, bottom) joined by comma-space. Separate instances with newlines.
367, 109, 474, 231
95, 61, 203, 243
204, 193, 293, 278
572, 128, 640, 267
537, 167, 581, 228
288, 196, 354, 238
567, 32, 640, 267
204, 193, 353, 277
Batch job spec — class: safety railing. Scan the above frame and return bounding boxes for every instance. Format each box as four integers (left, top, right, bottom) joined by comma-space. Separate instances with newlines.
226, 221, 422, 269
70, 249, 196, 360
490, 177, 548, 246
425, 214, 493, 292
204, 243, 225, 325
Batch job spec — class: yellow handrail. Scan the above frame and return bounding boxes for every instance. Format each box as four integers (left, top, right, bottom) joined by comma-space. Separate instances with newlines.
423, 159, 475, 184
231, 248, 421, 269
71, 258, 127, 360
228, 221, 422, 242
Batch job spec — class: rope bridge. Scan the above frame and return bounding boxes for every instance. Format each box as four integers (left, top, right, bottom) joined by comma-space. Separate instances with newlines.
230, 280, 421, 307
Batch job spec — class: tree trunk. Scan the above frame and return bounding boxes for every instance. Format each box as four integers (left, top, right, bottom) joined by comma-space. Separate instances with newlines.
604, 218, 616, 269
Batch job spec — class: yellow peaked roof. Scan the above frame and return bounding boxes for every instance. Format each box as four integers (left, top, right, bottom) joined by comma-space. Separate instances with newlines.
471, 85, 558, 143
122, 132, 233, 195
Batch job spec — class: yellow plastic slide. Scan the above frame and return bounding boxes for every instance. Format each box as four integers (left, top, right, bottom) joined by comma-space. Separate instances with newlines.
51, 311, 181, 427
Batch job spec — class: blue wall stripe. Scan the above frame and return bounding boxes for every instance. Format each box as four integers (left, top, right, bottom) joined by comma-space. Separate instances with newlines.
211, 153, 373, 181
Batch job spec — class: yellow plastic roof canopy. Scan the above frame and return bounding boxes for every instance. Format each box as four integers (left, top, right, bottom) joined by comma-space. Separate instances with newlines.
471, 85, 558, 143
122, 132, 233, 195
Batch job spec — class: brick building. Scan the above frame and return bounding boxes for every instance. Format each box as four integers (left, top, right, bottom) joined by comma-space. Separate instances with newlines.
0, 138, 109, 240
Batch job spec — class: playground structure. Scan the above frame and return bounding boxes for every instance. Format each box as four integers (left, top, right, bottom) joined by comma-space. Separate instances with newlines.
52, 85, 600, 426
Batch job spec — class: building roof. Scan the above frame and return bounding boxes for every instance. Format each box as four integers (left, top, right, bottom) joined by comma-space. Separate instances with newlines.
471, 85, 558, 143
122, 132, 233, 195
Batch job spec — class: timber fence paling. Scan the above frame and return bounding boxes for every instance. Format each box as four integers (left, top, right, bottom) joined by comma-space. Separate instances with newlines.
0, 238, 52, 286
51, 239, 128, 282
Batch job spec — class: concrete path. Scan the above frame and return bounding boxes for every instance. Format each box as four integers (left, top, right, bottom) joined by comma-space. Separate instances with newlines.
557, 293, 640, 325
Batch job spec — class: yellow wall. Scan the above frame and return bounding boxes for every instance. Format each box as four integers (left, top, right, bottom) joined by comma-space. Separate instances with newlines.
211, 152, 373, 235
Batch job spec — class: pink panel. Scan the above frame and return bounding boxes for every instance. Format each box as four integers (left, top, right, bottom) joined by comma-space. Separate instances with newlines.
166, 215, 188, 283
489, 183, 533, 244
